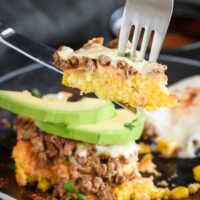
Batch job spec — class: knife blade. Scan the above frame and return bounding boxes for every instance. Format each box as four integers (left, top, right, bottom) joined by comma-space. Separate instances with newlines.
0, 23, 63, 75
0, 192, 17, 200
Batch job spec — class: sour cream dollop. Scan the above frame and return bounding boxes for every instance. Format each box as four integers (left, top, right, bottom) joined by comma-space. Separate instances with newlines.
145, 75, 200, 158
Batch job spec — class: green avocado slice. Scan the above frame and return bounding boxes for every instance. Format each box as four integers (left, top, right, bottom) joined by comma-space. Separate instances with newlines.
0, 90, 115, 125
35, 109, 145, 145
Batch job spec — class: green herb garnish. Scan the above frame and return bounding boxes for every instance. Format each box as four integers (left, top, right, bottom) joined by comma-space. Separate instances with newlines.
77, 194, 86, 200
31, 88, 41, 97
67, 156, 74, 163
65, 197, 71, 200
124, 52, 131, 59
64, 180, 79, 194
124, 118, 137, 131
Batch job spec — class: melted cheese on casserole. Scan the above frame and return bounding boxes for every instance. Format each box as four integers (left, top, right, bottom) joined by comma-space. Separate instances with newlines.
57, 44, 157, 74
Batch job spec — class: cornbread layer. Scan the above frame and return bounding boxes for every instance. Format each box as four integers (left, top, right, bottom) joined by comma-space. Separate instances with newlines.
53, 38, 177, 111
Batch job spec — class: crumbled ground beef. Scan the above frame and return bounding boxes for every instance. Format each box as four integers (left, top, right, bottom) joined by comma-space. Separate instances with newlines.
14, 117, 138, 200
0, 118, 11, 129
142, 122, 158, 140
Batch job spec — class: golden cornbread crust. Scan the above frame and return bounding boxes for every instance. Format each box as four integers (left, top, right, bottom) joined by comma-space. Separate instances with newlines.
53, 38, 177, 111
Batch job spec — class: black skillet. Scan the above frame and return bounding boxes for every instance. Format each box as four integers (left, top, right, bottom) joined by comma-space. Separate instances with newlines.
0, 55, 200, 199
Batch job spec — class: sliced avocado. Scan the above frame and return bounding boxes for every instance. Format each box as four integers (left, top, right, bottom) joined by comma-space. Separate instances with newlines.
35, 109, 145, 145
0, 90, 115, 125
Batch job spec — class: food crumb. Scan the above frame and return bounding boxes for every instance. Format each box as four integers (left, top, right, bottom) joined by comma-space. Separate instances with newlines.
156, 139, 179, 157
138, 154, 161, 176
171, 171, 178, 179
139, 143, 151, 154
0, 118, 11, 129
188, 183, 200, 194
31, 193, 51, 200
157, 180, 168, 187
0, 177, 7, 188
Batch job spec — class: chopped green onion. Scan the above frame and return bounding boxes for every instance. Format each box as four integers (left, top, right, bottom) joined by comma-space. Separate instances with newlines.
77, 194, 86, 200
64, 180, 79, 194
67, 156, 74, 163
124, 52, 131, 59
124, 118, 137, 131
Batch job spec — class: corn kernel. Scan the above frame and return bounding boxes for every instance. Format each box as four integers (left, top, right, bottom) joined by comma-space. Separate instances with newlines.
170, 187, 189, 199
188, 183, 200, 194
114, 185, 132, 200
149, 188, 165, 199
139, 143, 151, 154
163, 188, 170, 200
37, 179, 51, 192
156, 139, 178, 157
132, 192, 150, 200
193, 165, 200, 182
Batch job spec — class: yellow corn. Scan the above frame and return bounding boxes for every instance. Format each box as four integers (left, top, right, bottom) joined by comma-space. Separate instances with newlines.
156, 139, 178, 157
193, 165, 200, 182
139, 143, 151, 154
163, 188, 170, 200
170, 187, 189, 199
149, 188, 165, 199
114, 184, 132, 200
132, 192, 150, 200
37, 179, 51, 192
188, 183, 200, 194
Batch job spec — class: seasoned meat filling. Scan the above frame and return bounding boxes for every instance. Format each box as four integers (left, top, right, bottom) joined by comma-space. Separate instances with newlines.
13, 117, 139, 200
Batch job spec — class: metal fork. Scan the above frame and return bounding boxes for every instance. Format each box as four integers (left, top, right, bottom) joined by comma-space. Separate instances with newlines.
118, 0, 174, 62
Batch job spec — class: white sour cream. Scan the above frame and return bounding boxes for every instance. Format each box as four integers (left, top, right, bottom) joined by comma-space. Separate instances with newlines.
95, 142, 139, 159
76, 143, 89, 157
75, 141, 139, 159
145, 75, 200, 158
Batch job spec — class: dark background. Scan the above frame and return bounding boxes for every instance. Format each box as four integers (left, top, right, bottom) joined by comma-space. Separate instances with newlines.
0, 0, 200, 77
0, 0, 124, 76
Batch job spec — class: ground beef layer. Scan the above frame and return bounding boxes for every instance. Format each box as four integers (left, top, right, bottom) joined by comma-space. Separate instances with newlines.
12, 117, 140, 200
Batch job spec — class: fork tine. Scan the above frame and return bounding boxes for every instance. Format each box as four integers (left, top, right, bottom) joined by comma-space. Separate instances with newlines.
118, 24, 131, 55
118, 13, 132, 55
149, 31, 165, 62
130, 25, 141, 58
139, 27, 152, 60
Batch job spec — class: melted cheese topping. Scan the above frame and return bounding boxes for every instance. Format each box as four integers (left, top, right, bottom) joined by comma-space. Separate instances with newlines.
76, 143, 89, 157
58, 44, 157, 74
145, 76, 200, 158
42, 92, 72, 102
75, 141, 139, 159
95, 142, 139, 159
